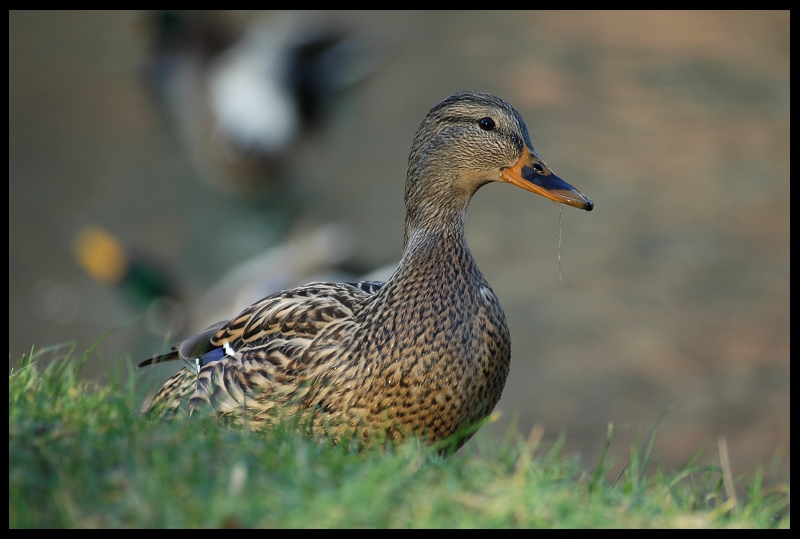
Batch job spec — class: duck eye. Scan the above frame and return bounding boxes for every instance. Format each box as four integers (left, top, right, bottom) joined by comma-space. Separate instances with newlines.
478, 117, 495, 131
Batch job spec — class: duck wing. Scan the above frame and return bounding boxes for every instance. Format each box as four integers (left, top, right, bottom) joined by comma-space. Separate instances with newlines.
142, 280, 384, 418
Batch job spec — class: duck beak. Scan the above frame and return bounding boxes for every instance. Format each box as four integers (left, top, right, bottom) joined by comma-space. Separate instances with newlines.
501, 146, 593, 211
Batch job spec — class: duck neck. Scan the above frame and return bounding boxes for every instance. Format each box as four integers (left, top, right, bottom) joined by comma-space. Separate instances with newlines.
402, 168, 475, 251
393, 175, 479, 292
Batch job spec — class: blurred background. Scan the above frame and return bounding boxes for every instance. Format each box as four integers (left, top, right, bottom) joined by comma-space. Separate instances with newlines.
10, 11, 789, 483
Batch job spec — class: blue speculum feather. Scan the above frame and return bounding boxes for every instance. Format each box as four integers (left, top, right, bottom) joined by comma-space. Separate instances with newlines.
201, 347, 226, 366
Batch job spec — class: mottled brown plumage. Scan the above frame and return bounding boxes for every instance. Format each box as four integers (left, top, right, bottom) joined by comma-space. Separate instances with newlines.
139, 91, 593, 449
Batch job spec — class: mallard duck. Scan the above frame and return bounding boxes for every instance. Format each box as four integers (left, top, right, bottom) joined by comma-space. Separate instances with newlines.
73, 222, 368, 337
74, 226, 186, 336
143, 11, 381, 196
139, 91, 593, 449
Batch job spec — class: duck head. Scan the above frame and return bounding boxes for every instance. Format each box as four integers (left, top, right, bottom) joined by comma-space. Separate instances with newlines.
404, 91, 592, 246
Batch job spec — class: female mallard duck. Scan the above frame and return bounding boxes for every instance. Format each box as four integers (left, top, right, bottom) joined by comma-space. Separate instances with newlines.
139, 91, 593, 449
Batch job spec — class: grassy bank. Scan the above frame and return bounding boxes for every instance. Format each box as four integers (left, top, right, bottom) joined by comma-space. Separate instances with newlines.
9, 344, 789, 528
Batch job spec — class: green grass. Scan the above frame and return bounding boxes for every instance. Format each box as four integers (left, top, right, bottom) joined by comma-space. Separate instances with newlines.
10, 343, 789, 528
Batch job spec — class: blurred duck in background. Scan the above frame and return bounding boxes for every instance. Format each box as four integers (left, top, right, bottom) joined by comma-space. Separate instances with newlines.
74, 226, 186, 337
142, 10, 382, 197
74, 223, 393, 338
74, 12, 386, 341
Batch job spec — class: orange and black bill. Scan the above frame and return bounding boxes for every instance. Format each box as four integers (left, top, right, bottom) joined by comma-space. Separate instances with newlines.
501, 146, 593, 211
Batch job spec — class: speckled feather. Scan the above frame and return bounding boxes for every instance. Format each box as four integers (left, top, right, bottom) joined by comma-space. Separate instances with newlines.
140, 91, 592, 449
